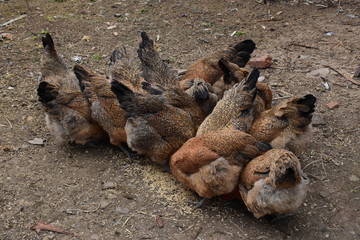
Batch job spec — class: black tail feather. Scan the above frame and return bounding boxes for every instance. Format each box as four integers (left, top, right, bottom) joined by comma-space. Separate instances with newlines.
73, 65, 90, 92
233, 51, 251, 67
109, 47, 127, 66
42, 33, 55, 52
233, 40, 256, 54
297, 94, 316, 116
111, 81, 134, 103
37, 82, 58, 104
218, 57, 233, 84
244, 68, 259, 90
139, 31, 154, 49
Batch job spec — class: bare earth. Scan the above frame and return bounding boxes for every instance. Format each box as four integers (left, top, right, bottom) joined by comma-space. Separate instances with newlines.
0, 0, 359, 239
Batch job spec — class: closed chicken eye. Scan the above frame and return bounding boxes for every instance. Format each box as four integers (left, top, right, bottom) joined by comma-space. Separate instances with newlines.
240, 110, 249, 116
254, 170, 270, 176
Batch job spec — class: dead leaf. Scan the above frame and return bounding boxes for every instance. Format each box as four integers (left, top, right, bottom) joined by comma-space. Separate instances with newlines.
156, 215, 164, 228
31, 222, 75, 236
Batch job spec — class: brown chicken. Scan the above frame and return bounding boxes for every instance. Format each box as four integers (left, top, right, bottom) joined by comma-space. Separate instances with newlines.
238, 149, 309, 218
73, 48, 146, 155
110, 81, 197, 165
249, 94, 316, 156
181, 39, 256, 85
37, 33, 106, 144
137, 32, 217, 125
196, 65, 259, 136
179, 39, 255, 100
170, 130, 272, 199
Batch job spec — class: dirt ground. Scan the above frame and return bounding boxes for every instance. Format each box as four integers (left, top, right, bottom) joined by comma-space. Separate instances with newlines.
1, 0, 359, 239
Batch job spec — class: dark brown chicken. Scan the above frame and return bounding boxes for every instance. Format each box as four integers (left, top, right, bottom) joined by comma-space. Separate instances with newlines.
37, 33, 106, 144
249, 94, 316, 156
238, 149, 309, 218
196, 65, 259, 136
111, 81, 197, 165
170, 130, 271, 198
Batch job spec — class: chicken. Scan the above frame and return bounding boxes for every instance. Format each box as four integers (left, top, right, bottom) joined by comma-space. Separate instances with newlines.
238, 149, 309, 219
179, 39, 255, 99
253, 81, 273, 119
37, 33, 106, 144
170, 130, 271, 199
249, 94, 316, 156
181, 39, 255, 85
110, 81, 197, 165
137, 32, 217, 125
74, 64, 127, 149
73, 48, 147, 156
196, 65, 259, 136
137, 31, 178, 87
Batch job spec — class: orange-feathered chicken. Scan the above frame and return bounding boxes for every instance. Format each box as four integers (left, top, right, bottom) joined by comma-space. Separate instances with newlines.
170, 130, 272, 199
111, 81, 197, 165
249, 94, 316, 156
196, 65, 259, 136
238, 149, 309, 218
37, 33, 106, 144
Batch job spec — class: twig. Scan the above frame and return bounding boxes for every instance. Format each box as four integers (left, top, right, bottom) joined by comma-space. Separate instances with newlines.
31, 222, 75, 236
289, 43, 319, 50
257, 18, 283, 22
64, 203, 100, 214
193, 226, 203, 240
306, 173, 324, 181
303, 160, 321, 171
5, 119, 13, 129
0, 15, 27, 28
122, 216, 132, 227
324, 65, 360, 85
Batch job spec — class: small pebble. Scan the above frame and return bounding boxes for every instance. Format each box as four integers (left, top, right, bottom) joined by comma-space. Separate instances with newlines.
248, 54, 272, 69
114, 13, 122, 17
102, 181, 116, 190
312, 113, 326, 126
28, 138, 44, 146
325, 102, 340, 109
116, 206, 130, 214
349, 175, 359, 182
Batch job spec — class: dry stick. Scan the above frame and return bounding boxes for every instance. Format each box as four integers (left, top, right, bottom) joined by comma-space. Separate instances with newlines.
5, 119, 13, 129
31, 222, 75, 236
193, 226, 203, 240
0, 15, 26, 28
324, 65, 360, 85
289, 43, 319, 50
257, 18, 283, 22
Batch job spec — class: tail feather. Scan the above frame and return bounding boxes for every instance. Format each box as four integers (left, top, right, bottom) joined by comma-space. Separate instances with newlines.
111, 81, 134, 104
243, 68, 259, 90
109, 47, 127, 67
42, 33, 56, 53
297, 94, 316, 116
137, 31, 178, 87
73, 65, 90, 92
37, 82, 59, 105
233, 40, 256, 54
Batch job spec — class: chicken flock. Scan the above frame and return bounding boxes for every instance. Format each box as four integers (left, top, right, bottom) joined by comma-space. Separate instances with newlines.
37, 32, 316, 219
